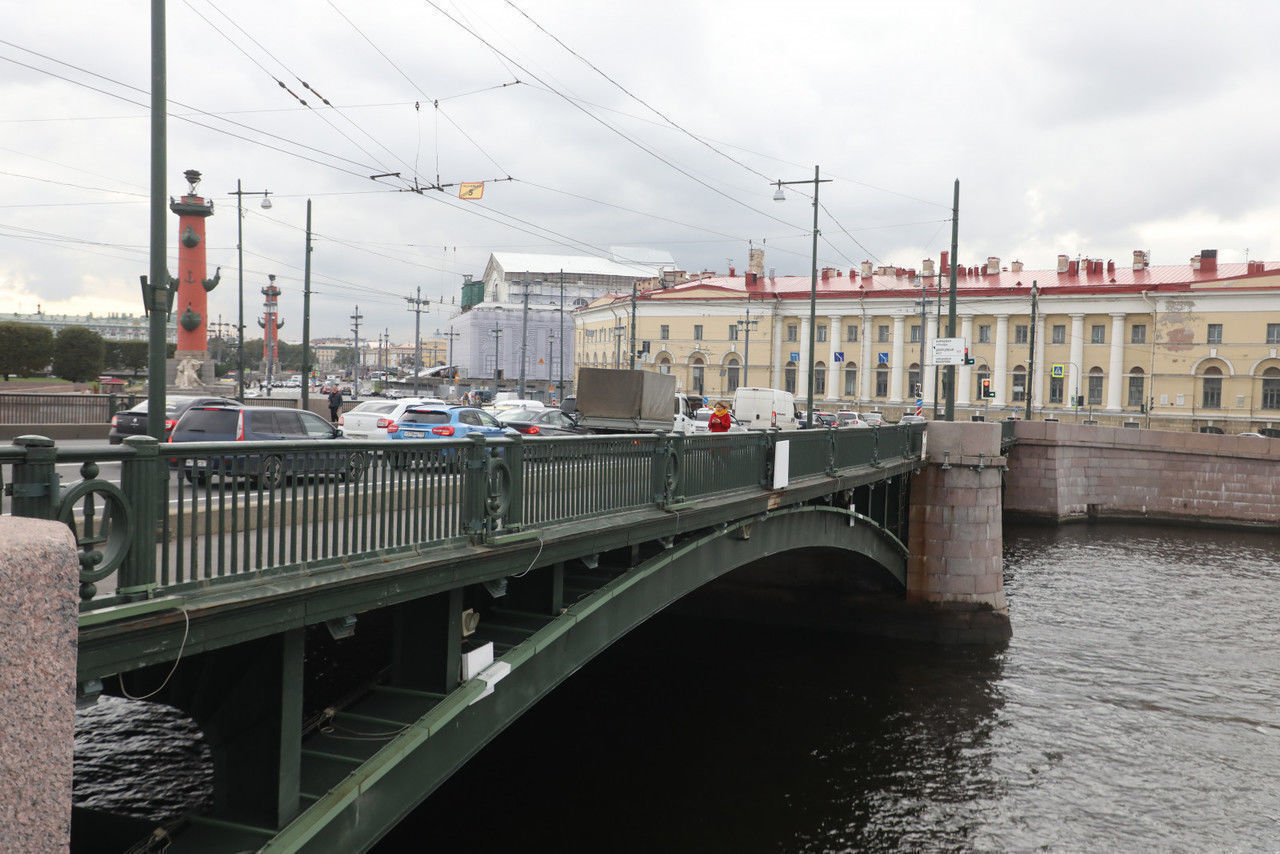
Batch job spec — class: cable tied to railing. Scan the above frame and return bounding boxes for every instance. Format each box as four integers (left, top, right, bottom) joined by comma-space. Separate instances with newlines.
118, 606, 190, 701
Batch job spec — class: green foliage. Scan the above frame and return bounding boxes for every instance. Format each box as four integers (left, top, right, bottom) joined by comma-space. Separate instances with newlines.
52, 326, 106, 383
0, 321, 54, 379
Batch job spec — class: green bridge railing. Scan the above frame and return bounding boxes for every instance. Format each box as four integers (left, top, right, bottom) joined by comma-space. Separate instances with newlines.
0, 424, 924, 614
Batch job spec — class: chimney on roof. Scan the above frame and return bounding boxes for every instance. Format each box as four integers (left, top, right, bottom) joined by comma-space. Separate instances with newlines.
922, 258, 935, 277
729, 266, 736, 277
1068, 260, 1079, 276
940, 251, 949, 275
748, 247, 764, 275
1133, 250, 1149, 270
1190, 254, 1201, 271
745, 271, 760, 288
821, 267, 831, 281
861, 261, 873, 278
1057, 254, 1070, 274
1011, 260, 1023, 273
1200, 249, 1217, 272
987, 256, 1000, 275
1107, 259, 1115, 273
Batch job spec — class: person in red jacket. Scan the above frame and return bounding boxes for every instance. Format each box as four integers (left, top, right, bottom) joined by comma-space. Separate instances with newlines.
708, 401, 732, 432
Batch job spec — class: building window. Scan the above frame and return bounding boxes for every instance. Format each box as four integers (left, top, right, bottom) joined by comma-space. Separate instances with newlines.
660, 325, 669, 340
1012, 366, 1026, 401
1262, 367, 1280, 409
787, 325, 798, 343
1087, 368, 1104, 405
844, 366, 857, 396
1091, 325, 1105, 344
1207, 323, 1222, 345
907, 364, 921, 398
1049, 375, 1064, 404
1015, 324, 1028, 344
909, 325, 921, 343
815, 325, 826, 343
658, 357, 671, 374
1201, 367, 1222, 408
693, 324, 703, 341
640, 340, 650, 354
1131, 325, 1146, 344
1268, 324, 1280, 345
726, 360, 740, 393
1128, 369, 1145, 407
692, 359, 705, 396
875, 365, 888, 397
846, 324, 859, 342
728, 324, 738, 341
877, 325, 890, 343
978, 324, 991, 344
1052, 325, 1066, 344
814, 362, 826, 395
784, 362, 797, 394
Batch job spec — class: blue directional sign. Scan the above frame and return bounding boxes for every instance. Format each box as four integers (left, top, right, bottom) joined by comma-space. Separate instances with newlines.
789, 351, 800, 362
878, 352, 889, 364
834, 351, 845, 362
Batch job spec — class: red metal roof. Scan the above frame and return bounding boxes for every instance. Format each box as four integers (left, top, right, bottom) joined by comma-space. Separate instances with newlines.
612, 260, 1280, 304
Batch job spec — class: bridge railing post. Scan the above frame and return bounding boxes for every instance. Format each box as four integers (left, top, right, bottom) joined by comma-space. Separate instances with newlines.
500, 433, 523, 535
9, 435, 60, 520
118, 435, 161, 599
650, 430, 669, 505
759, 428, 777, 490
463, 434, 489, 541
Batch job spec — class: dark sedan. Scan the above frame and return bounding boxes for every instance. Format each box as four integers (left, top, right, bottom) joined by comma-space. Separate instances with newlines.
109, 395, 241, 444
496, 407, 589, 436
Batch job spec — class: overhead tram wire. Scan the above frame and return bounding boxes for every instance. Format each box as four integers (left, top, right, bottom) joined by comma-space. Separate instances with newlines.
503, 0, 776, 186
421, 0, 800, 234
0, 45, 390, 182
191, 0, 418, 182
325, 0, 515, 180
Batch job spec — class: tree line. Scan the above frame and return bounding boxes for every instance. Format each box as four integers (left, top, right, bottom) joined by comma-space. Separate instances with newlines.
0, 321, 172, 382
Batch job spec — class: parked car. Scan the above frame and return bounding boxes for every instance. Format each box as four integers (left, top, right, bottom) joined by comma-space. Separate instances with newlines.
109, 395, 241, 444
811, 412, 839, 428
898, 414, 928, 425
835, 410, 871, 428
496, 407, 590, 436
167, 405, 366, 487
388, 405, 516, 465
338, 397, 445, 440
863, 411, 887, 426
488, 398, 546, 417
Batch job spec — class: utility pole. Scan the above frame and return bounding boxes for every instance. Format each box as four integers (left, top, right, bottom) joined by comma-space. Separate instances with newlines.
547, 331, 556, 398
437, 327, 460, 377
519, 273, 531, 398
406, 286, 428, 396
736, 302, 759, 386
301, 199, 312, 408
229, 179, 272, 403
145, 0, 168, 439
558, 269, 565, 403
349, 305, 363, 399
613, 321, 626, 369
490, 325, 504, 386
917, 276, 929, 411
945, 179, 960, 421
1027, 280, 1038, 420
628, 280, 638, 369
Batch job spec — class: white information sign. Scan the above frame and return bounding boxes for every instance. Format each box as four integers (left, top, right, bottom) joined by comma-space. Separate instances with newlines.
932, 337, 966, 365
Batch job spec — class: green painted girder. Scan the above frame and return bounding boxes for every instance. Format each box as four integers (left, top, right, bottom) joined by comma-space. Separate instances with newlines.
252, 505, 904, 853
76, 461, 917, 685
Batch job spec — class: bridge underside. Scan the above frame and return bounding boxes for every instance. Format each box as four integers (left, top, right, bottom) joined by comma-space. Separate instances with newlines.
100, 504, 907, 853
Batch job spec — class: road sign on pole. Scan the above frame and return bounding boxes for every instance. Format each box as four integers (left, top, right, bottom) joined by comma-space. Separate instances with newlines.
932, 337, 965, 365
1051, 364, 1065, 378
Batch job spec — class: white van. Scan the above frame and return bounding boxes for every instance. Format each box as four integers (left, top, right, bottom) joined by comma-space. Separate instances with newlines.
731, 387, 799, 430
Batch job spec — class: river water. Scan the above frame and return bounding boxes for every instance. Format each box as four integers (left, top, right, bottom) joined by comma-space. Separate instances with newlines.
75, 521, 1280, 851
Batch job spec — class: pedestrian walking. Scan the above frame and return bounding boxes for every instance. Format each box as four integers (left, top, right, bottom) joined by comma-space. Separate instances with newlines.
328, 388, 343, 423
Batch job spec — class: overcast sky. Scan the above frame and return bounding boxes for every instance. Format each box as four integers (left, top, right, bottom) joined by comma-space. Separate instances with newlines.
3, 0, 1279, 343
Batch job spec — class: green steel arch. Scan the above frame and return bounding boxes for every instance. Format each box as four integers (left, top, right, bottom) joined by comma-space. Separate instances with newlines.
264, 506, 905, 853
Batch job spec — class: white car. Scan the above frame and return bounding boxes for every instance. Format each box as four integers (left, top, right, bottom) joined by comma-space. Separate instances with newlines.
338, 397, 446, 439
489, 398, 546, 417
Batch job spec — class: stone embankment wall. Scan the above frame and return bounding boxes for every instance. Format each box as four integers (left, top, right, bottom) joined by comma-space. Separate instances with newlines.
1006, 421, 1280, 529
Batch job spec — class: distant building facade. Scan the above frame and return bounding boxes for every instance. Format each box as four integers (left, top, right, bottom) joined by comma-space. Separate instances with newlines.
574, 248, 1280, 431
1, 309, 176, 341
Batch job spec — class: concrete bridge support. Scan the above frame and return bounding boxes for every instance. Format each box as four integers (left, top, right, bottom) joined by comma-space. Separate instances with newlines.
905, 421, 1011, 643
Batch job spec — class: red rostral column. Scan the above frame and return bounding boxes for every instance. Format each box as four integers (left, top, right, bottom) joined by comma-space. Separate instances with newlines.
259, 274, 283, 383
169, 169, 219, 384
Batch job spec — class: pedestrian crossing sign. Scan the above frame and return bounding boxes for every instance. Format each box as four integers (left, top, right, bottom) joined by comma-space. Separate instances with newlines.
1051, 364, 1065, 378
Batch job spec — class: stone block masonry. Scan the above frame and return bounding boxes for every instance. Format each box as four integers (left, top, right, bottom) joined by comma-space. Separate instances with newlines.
906, 421, 1011, 642
0, 517, 79, 852
1006, 421, 1280, 529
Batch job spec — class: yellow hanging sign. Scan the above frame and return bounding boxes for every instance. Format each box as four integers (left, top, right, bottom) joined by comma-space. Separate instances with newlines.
458, 182, 484, 200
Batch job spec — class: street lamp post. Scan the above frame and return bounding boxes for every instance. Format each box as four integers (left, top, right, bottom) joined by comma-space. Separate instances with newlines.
773, 165, 831, 428
735, 309, 758, 387
229, 180, 271, 402
1027, 280, 1039, 420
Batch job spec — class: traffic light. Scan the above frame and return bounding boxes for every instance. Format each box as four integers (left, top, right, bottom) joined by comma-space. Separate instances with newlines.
980, 378, 995, 398
964, 347, 975, 365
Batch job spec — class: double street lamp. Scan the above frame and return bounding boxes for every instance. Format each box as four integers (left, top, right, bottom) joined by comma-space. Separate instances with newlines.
229, 180, 271, 402
773, 166, 830, 427
735, 310, 759, 387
